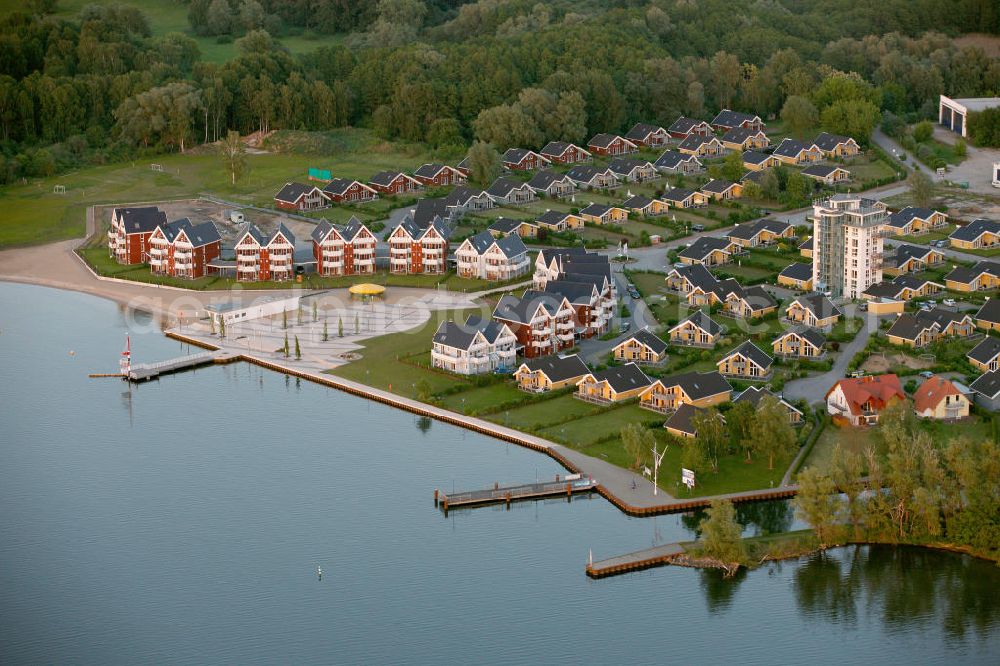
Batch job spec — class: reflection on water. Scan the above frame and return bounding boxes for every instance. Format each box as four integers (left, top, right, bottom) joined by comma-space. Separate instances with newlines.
416, 415, 433, 434
680, 498, 794, 537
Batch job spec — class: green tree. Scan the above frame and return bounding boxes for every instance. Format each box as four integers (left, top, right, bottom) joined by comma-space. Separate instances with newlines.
294, 335, 301, 359
466, 141, 501, 186
681, 435, 708, 475
219, 130, 247, 186
354, 313, 360, 334
820, 99, 881, 142
829, 444, 865, 539
282, 309, 288, 330
700, 499, 746, 565
322, 318, 329, 342
728, 400, 756, 461
954, 138, 967, 157
907, 168, 935, 208
338, 316, 344, 338
721, 150, 744, 182
751, 395, 797, 470
794, 467, 841, 545
912, 120, 934, 143
415, 379, 432, 401
692, 408, 727, 472
283, 333, 289, 357
312, 301, 318, 322
780, 95, 819, 138
621, 423, 653, 471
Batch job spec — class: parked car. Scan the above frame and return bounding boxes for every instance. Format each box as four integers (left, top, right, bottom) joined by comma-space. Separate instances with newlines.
943, 298, 956, 307
620, 321, 631, 333
691, 224, 705, 232
919, 371, 934, 379
926, 299, 937, 306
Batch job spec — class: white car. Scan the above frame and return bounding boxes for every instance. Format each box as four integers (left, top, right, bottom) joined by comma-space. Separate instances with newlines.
943, 298, 956, 307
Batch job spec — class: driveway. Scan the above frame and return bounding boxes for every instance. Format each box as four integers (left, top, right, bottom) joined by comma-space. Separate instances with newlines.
781, 303, 874, 405
932, 126, 1000, 195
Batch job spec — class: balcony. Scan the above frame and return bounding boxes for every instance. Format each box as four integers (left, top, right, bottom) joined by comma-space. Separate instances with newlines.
557, 332, 575, 342
575, 391, 611, 406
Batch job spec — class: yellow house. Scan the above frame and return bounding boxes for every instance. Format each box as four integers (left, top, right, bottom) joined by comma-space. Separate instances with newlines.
976, 298, 1000, 332
668, 311, 722, 347
701, 179, 743, 201
612, 329, 669, 364
743, 150, 780, 171
663, 188, 710, 209
968, 336, 1000, 372
623, 194, 670, 217
884, 207, 948, 236
580, 203, 628, 225
801, 164, 851, 185
945, 262, 1000, 292
678, 236, 738, 266
949, 219, 1000, 250
716, 341, 773, 379
638, 371, 732, 413
913, 376, 970, 420
536, 210, 585, 232
885, 311, 975, 348
724, 286, 777, 319
777, 262, 814, 291
773, 138, 822, 165
678, 135, 724, 157
514, 354, 590, 392
722, 128, 769, 152
785, 294, 842, 329
813, 132, 860, 158
772, 328, 826, 359
664, 403, 726, 439
799, 236, 813, 258
576, 363, 652, 404
885, 245, 945, 275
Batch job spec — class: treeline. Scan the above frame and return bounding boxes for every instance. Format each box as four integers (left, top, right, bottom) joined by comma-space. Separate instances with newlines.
0, 0, 998, 184
794, 403, 1000, 559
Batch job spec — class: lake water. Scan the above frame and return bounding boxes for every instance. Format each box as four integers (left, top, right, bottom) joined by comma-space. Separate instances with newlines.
1, 282, 998, 665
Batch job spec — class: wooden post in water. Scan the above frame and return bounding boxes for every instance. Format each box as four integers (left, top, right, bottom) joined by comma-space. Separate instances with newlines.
566, 482, 572, 500
434, 489, 438, 506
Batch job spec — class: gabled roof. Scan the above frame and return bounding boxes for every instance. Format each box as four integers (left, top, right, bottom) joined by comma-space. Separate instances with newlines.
544, 279, 598, 306
779, 262, 813, 281
826, 374, 905, 414
566, 165, 615, 183
536, 210, 578, 226
502, 148, 544, 165
812, 132, 856, 152
711, 109, 761, 127
268, 223, 295, 247
885, 206, 940, 229
671, 310, 722, 336
799, 236, 813, 251
539, 141, 589, 158
620, 328, 668, 355
588, 133, 634, 149
913, 375, 964, 413
887, 313, 939, 341
608, 157, 654, 176
741, 170, 766, 184
369, 170, 412, 187
464, 230, 498, 254
949, 218, 1000, 243
494, 233, 528, 258
727, 218, 791, 241
433, 315, 511, 351
775, 326, 826, 350
625, 123, 666, 141
342, 216, 370, 242
678, 134, 717, 151
801, 164, 844, 178
654, 150, 699, 170
722, 127, 765, 144
734, 386, 802, 415
976, 298, 1000, 325
155, 218, 192, 243
654, 370, 732, 400
584, 362, 652, 393
518, 353, 590, 383
702, 179, 739, 195
622, 194, 653, 210
414, 163, 453, 179
721, 340, 773, 370
114, 206, 167, 234
581, 203, 621, 217
493, 289, 568, 324
444, 185, 488, 207
919, 307, 972, 330
773, 137, 816, 158
275, 182, 320, 203
968, 336, 1000, 364
668, 116, 709, 134
678, 236, 734, 260
742, 150, 773, 165
669, 263, 719, 292
488, 217, 529, 234
862, 281, 907, 300
323, 177, 373, 196
892, 243, 939, 266
311, 218, 340, 244
662, 188, 701, 204
892, 274, 943, 292
789, 293, 842, 320
486, 176, 531, 197
737, 285, 778, 312
182, 220, 222, 247
970, 369, 1000, 399
664, 403, 716, 437
527, 170, 572, 190
412, 197, 450, 228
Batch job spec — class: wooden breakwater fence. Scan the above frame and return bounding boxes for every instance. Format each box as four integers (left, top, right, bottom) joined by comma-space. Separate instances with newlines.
434, 475, 598, 512
586, 543, 686, 579
164, 331, 800, 518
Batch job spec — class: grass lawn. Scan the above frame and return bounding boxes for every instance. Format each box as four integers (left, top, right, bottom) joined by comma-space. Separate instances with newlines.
538, 403, 663, 447
0, 128, 440, 249
487, 393, 600, 431
437, 383, 525, 416
892, 224, 956, 245
713, 264, 775, 281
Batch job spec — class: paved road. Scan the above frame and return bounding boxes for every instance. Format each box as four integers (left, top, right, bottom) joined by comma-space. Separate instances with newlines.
781, 303, 875, 405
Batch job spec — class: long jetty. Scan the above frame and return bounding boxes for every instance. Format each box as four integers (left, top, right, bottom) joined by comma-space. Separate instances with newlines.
164, 330, 802, 517
127, 349, 237, 382
586, 543, 686, 578
435, 476, 597, 511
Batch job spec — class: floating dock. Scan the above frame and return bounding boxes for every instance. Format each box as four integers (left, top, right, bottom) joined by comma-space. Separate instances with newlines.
436, 475, 597, 511
586, 543, 685, 578
127, 350, 236, 382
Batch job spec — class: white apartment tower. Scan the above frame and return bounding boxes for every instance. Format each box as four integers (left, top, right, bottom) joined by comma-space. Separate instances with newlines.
812, 194, 887, 299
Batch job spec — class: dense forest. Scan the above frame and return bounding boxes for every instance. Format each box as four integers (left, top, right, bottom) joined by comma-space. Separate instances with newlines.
0, 0, 998, 183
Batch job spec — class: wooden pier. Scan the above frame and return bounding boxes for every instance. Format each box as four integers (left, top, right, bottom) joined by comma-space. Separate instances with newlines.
586, 543, 685, 578
436, 475, 597, 511
127, 350, 236, 382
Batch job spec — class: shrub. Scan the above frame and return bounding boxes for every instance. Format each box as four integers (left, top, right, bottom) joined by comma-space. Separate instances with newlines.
912, 121, 934, 143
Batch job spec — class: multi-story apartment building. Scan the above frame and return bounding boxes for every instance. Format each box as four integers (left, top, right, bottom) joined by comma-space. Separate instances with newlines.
311, 217, 377, 276
812, 194, 888, 299
234, 223, 296, 282
493, 290, 576, 358
455, 230, 530, 281
108, 206, 167, 264
387, 216, 451, 274
431, 315, 517, 374
148, 218, 221, 279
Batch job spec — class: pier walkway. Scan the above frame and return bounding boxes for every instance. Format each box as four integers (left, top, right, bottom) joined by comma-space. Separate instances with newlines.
586, 543, 686, 578
128, 350, 236, 382
436, 476, 597, 511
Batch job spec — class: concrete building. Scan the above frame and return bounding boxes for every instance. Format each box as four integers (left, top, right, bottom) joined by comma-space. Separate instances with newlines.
811, 194, 888, 299
939, 95, 1000, 138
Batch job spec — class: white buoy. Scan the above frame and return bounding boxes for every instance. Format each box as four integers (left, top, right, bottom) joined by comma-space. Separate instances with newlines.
317, 565, 322, 581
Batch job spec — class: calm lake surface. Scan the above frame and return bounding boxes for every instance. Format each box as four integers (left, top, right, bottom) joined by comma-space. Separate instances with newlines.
1, 282, 998, 665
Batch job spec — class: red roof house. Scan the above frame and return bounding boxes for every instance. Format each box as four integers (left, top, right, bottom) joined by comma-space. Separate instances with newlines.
825, 374, 905, 426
